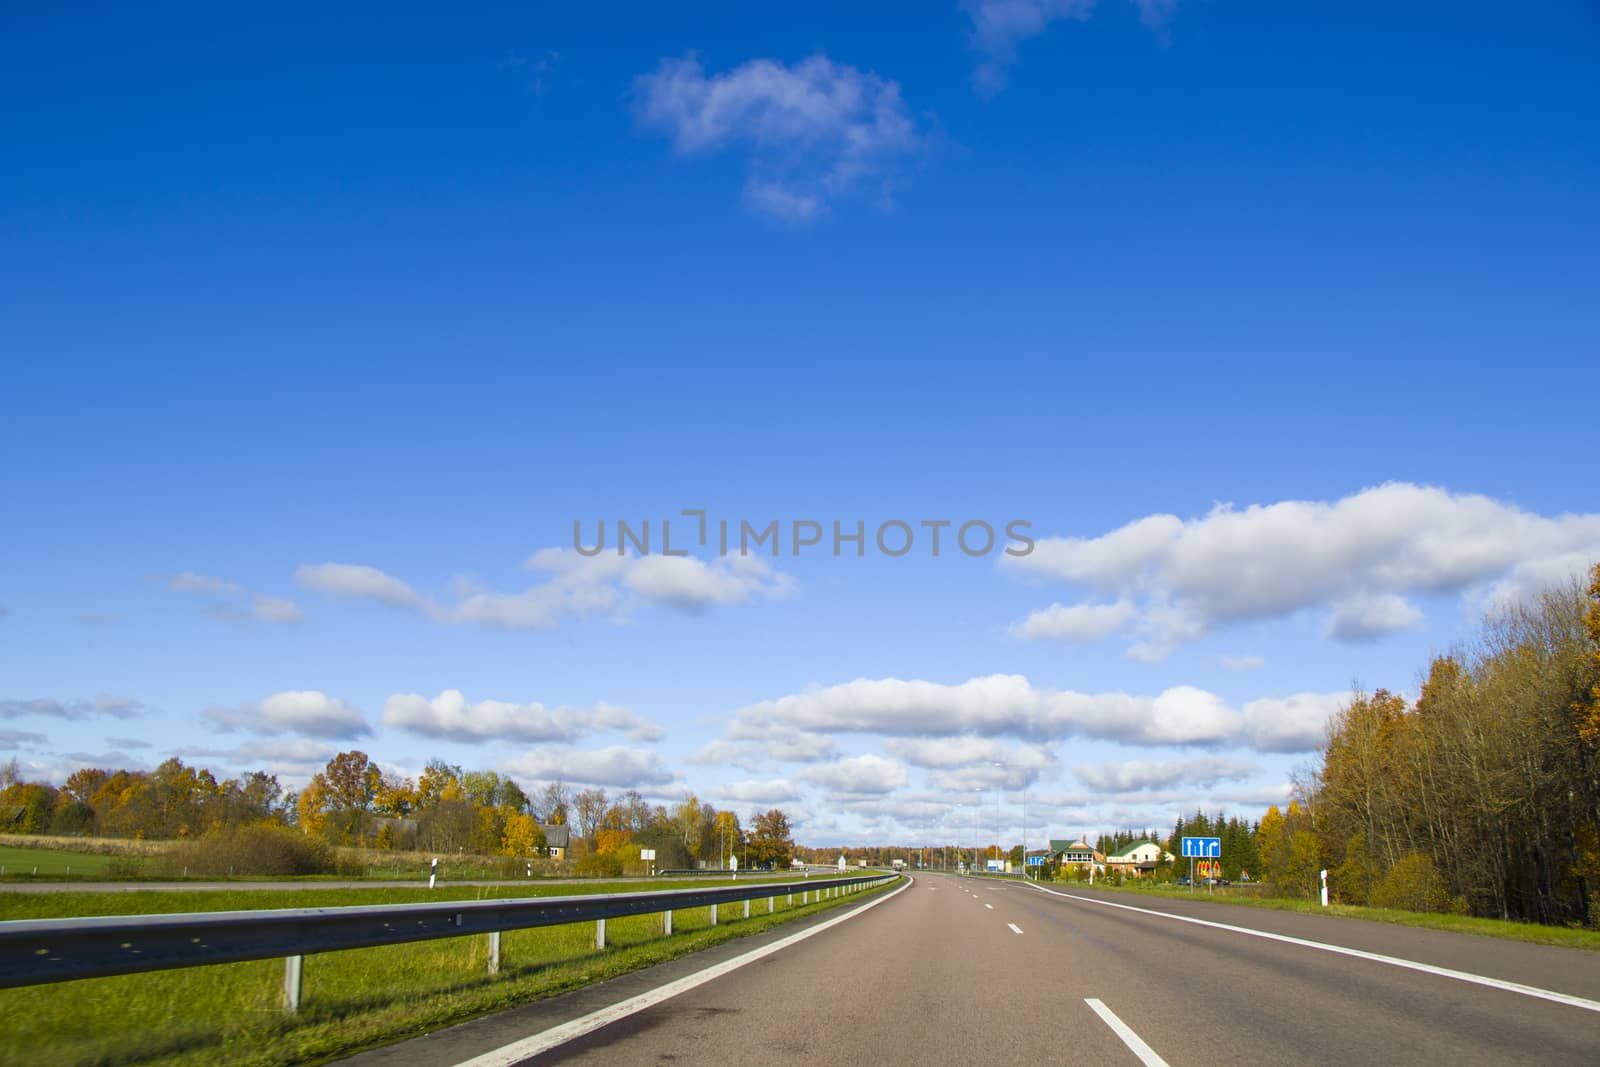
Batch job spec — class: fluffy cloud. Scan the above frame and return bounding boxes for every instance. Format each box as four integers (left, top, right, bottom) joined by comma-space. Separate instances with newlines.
296, 563, 426, 610
718, 779, 804, 805
0, 695, 143, 721
720, 674, 1349, 753
0, 728, 48, 747
880, 737, 1058, 789
203, 691, 371, 739
176, 738, 339, 780
1005, 484, 1600, 657
451, 549, 792, 630
165, 571, 301, 625
801, 754, 909, 795
166, 572, 240, 594
250, 596, 304, 624
502, 745, 677, 788
382, 690, 662, 743
691, 727, 841, 771
1010, 599, 1135, 642
1325, 592, 1424, 642
635, 54, 924, 222
962, 1, 1174, 94
1076, 756, 1256, 793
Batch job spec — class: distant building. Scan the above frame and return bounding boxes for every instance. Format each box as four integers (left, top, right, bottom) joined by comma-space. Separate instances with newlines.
1104, 840, 1172, 876
541, 823, 571, 860
1050, 838, 1104, 870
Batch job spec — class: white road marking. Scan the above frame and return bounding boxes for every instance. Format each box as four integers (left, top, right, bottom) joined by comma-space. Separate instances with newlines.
453, 877, 913, 1067
1008, 923, 1024, 935
1085, 998, 1170, 1067
1026, 883, 1600, 1015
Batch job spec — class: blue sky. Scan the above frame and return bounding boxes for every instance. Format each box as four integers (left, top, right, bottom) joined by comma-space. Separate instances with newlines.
3, 1, 1598, 847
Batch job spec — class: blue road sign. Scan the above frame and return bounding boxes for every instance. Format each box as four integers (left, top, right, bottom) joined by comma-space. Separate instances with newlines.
1182, 836, 1222, 859
1026, 855, 1045, 866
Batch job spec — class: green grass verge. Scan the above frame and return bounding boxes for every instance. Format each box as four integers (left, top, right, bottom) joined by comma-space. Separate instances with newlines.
0, 877, 896, 1067
0, 846, 116, 877
1045, 878, 1600, 952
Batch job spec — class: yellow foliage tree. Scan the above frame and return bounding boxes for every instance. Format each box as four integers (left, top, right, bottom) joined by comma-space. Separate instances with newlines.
595, 827, 633, 855
501, 813, 546, 857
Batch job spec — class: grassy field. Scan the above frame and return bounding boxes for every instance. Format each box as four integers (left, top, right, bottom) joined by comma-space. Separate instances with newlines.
0, 845, 117, 878
0, 875, 895, 1066
1025, 876, 1600, 952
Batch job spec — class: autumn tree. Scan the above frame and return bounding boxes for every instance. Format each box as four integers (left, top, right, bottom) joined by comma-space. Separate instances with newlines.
746, 809, 795, 869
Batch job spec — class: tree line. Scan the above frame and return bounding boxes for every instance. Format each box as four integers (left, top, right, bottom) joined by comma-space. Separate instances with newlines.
0, 751, 796, 876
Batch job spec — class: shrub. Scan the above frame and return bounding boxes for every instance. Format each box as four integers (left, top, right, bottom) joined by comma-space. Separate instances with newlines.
575, 850, 624, 878
162, 823, 339, 877
1370, 852, 1452, 914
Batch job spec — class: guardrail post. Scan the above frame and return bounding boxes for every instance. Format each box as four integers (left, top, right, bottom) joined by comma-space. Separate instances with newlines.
663, 909, 672, 935
596, 918, 606, 950
487, 931, 501, 976
710, 903, 718, 925
283, 955, 302, 1014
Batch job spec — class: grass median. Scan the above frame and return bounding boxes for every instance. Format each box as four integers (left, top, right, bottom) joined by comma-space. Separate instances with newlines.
1028, 877, 1600, 952
0, 875, 898, 1067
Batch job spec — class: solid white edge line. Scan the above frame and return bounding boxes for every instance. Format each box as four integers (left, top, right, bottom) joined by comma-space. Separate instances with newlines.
1084, 998, 1172, 1067
453, 877, 912, 1067
1026, 882, 1600, 1014
1007, 923, 1024, 935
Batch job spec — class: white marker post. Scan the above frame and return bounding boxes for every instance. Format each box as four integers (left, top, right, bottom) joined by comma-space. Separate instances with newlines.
429, 857, 438, 889
1320, 868, 1329, 907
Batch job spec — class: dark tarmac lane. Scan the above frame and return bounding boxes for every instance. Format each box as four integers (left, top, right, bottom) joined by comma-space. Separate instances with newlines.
339, 873, 1600, 1066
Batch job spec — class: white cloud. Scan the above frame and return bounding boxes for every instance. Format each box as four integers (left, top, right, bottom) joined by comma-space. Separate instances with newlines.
296, 563, 426, 610
1076, 756, 1256, 793
204, 691, 370, 740
1325, 592, 1424, 642
450, 549, 792, 630
250, 595, 304, 624
1006, 484, 1600, 657
635, 54, 924, 221
721, 674, 1350, 754
167, 572, 240, 594
718, 779, 804, 805
502, 745, 677, 788
0, 695, 143, 721
801, 754, 909, 795
962, 0, 1094, 94
176, 738, 339, 781
691, 727, 841, 771
382, 689, 662, 744
1010, 599, 1134, 642
0, 727, 48, 747
624, 554, 792, 610
1237, 692, 1348, 754
962, 1, 1176, 94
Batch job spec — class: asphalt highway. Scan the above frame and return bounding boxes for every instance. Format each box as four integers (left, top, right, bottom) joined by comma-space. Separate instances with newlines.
339, 873, 1600, 1066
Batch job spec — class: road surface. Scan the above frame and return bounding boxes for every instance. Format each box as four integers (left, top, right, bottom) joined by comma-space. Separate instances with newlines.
338, 872, 1600, 1066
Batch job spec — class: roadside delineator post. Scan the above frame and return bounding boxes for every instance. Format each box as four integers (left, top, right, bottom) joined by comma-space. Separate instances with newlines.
596, 918, 606, 950
1320, 869, 1329, 907
487, 931, 500, 975
429, 858, 438, 890
663, 909, 673, 935
283, 955, 303, 1014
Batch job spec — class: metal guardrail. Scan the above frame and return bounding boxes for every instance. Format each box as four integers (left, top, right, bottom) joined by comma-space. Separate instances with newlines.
0, 872, 899, 1011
